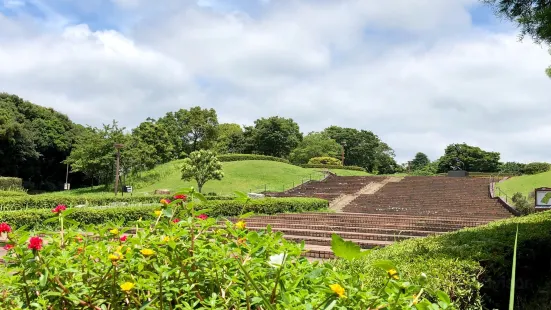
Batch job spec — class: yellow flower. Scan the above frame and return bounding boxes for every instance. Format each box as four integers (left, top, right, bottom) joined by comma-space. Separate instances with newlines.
154, 210, 162, 217
413, 294, 419, 305
117, 245, 131, 253
162, 236, 170, 243
120, 282, 135, 292
235, 221, 246, 230
109, 252, 123, 262
110, 228, 119, 235
330, 284, 346, 298
388, 269, 399, 280
160, 198, 170, 205
141, 248, 155, 256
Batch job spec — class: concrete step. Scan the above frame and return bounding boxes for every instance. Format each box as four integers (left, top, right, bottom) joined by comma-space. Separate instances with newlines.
285, 234, 392, 249
245, 223, 444, 236
247, 226, 417, 242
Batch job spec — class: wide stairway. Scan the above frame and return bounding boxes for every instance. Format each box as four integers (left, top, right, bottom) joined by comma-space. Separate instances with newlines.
257, 175, 515, 258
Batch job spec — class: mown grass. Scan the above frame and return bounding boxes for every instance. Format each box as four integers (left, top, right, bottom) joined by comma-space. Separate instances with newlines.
496, 171, 551, 198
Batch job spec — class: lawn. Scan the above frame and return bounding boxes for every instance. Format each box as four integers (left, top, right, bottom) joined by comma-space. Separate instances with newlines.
496, 171, 551, 198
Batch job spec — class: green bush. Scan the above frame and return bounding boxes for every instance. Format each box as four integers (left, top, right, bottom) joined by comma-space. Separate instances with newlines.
308, 156, 342, 166
522, 162, 551, 175
511, 192, 535, 215
217, 154, 290, 164
0, 198, 328, 229
333, 211, 551, 309
301, 164, 366, 171
0, 191, 28, 197
0, 177, 22, 190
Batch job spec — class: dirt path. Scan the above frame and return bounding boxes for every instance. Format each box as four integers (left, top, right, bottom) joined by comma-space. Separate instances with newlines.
329, 177, 403, 212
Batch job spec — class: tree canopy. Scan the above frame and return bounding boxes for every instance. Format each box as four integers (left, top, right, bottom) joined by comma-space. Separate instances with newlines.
437, 143, 501, 173
289, 132, 342, 165
247, 116, 303, 158
181, 150, 224, 193
410, 152, 430, 171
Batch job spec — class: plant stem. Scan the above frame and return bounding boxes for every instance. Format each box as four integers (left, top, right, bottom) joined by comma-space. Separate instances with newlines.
313, 295, 334, 310
270, 253, 287, 304
236, 260, 275, 310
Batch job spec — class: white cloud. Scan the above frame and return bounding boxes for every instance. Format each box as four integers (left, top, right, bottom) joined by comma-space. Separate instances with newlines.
0, 0, 550, 163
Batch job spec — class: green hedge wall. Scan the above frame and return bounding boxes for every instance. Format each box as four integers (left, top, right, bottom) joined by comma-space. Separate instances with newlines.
333, 211, 551, 309
0, 191, 28, 197
0, 198, 328, 230
218, 154, 290, 164
0, 177, 23, 190
301, 164, 366, 172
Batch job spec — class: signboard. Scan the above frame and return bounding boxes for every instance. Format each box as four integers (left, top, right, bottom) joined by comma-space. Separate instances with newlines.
63, 183, 70, 190
123, 186, 133, 193
534, 187, 551, 208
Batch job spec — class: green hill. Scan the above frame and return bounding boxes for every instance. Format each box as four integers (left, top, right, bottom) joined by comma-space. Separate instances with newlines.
496, 171, 551, 198
50, 160, 371, 196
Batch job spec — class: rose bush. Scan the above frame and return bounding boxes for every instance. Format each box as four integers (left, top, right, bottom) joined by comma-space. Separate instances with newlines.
0, 189, 455, 309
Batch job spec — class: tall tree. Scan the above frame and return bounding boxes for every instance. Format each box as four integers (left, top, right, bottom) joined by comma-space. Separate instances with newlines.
410, 152, 430, 170
437, 143, 501, 173
181, 150, 224, 193
215, 123, 245, 154
131, 119, 174, 168
289, 132, 342, 165
249, 116, 302, 158
483, 0, 551, 77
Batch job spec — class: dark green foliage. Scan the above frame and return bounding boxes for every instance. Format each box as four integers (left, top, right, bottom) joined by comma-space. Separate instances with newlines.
215, 123, 246, 154
181, 150, 224, 193
130, 119, 174, 168
307, 157, 342, 166
522, 162, 550, 174
410, 152, 430, 170
512, 192, 535, 215
289, 132, 342, 165
437, 143, 501, 173
217, 154, 290, 163
334, 211, 551, 309
246, 116, 302, 158
0, 198, 327, 229
0, 177, 23, 190
300, 164, 366, 171
500, 161, 526, 175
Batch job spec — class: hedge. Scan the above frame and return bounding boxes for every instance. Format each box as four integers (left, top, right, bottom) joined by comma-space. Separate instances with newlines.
333, 211, 551, 309
0, 177, 23, 190
0, 198, 328, 230
308, 157, 342, 166
218, 154, 290, 164
0, 195, 234, 211
522, 162, 551, 175
0, 191, 28, 197
301, 164, 366, 172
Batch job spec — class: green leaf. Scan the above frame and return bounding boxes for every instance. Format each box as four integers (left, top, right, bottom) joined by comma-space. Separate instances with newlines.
509, 224, 519, 310
194, 208, 212, 216
330, 233, 370, 260
372, 260, 397, 273
63, 218, 79, 226
323, 300, 337, 310
39, 269, 48, 287
436, 290, 451, 304
234, 191, 248, 199
43, 217, 60, 224
194, 192, 207, 203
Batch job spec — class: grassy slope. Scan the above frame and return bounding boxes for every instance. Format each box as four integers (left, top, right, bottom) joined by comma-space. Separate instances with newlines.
497, 171, 551, 198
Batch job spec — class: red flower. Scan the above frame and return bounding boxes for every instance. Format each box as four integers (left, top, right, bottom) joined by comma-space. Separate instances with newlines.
3, 244, 14, 251
52, 205, 67, 214
174, 194, 187, 201
28, 236, 43, 251
120, 235, 128, 242
197, 214, 208, 220
0, 222, 11, 234
172, 218, 181, 224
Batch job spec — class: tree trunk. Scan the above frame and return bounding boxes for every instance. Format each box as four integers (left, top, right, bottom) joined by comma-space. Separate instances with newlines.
197, 183, 203, 193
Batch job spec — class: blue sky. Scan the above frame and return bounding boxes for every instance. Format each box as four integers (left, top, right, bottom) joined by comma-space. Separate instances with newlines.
1, 0, 550, 163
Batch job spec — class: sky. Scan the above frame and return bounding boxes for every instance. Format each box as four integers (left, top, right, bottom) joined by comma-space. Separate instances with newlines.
1, 0, 550, 164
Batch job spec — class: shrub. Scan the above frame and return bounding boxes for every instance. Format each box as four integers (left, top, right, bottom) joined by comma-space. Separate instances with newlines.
0, 194, 453, 309
301, 164, 366, 172
0, 177, 22, 190
0, 197, 328, 229
511, 192, 535, 215
499, 161, 525, 175
522, 162, 551, 175
308, 156, 342, 166
218, 154, 290, 163
333, 211, 551, 309
0, 190, 28, 197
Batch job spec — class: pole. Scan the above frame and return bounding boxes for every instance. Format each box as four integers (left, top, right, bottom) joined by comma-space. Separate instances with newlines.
114, 148, 121, 196
65, 162, 69, 190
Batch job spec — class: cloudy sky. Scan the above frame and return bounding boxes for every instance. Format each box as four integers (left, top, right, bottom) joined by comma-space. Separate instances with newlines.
1, 0, 550, 163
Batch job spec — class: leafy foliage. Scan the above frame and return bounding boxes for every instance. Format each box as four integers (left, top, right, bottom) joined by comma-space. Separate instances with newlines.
511, 192, 535, 215
289, 132, 342, 164
0, 177, 23, 190
410, 152, 430, 170
217, 154, 290, 163
301, 164, 366, 171
499, 161, 525, 175
181, 150, 224, 193
246, 116, 303, 158
437, 143, 501, 173
215, 123, 246, 154
308, 156, 342, 166
522, 162, 550, 174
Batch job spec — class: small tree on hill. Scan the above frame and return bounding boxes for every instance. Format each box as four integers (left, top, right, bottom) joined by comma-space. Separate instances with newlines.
181, 150, 223, 193
410, 152, 430, 171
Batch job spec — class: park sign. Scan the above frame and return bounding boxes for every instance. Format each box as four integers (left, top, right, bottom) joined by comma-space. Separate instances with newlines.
534, 188, 551, 209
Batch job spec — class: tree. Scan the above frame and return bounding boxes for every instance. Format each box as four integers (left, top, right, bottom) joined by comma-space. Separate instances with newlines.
131, 119, 174, 168
483, 0, 551, 77
410, 152, 430, 171
181, 150, 224, 193
289, 132, 342, 164
249, 116, 302, 158
499, 161, 525, 175
436, 143, 501, 173
215, 123, 245, 154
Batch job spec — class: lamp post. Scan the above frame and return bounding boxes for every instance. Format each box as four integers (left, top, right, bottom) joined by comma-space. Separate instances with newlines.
114, 143, 124, 196
341, 141, 347, 166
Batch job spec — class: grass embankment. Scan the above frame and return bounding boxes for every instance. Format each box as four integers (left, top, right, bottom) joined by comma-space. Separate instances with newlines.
44, 160, 372, 197
496, 171, 551, 198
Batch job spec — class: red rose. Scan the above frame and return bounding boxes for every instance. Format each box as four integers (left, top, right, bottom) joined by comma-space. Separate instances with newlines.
172, 218, 180, 223
197, 214, 208, 220
52, 205, 67, 214
28, 236, 43, 251
173, 194, 187, 201
0, 222, 11, 233
3, 244, 14, 251
120, 235, 128, 242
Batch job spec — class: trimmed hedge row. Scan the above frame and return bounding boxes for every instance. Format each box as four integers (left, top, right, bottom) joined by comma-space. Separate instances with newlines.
301, 164, 366, 172
218, 154, 290, 164
333, 211, 551, 309
0, 177, 23, 190
0, 195, 233, 211
0, 198, 328, 230
0, 191, 28, 197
